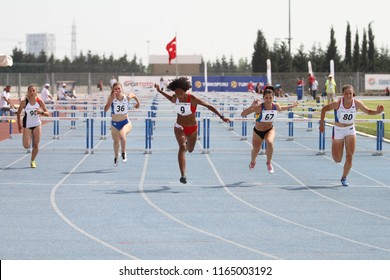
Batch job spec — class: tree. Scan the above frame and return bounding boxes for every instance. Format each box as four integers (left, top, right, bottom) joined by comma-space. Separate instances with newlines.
251, 30, 269, 73
344, 22, 352, 71
308, 43, 326, 72
367, 22, 376, 72
325, 26, 341, 72
352, 29, 360, 72
291, 44, 307, 72
361, 29, 368, 71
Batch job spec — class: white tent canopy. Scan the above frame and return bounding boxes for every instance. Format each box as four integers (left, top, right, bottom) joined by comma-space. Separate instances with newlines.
0, 54, 13, 67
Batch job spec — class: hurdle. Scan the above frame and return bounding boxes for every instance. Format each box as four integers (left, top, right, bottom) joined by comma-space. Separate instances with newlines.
202, 118, 210, 154
144, 118, 152, 154
317, 123, 326, 155
306, 107, 313, 131
84, 117, 95, 154
241, 115, 247, 140
70, 105, 76, 129
52, 110, 60, 139
287, 111, 294, 141
196, 111, 201, 140
373, 120, 384, 156
100, 111, 107, 140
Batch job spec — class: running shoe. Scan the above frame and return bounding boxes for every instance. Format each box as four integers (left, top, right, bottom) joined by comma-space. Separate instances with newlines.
30, 161, 36, 168
122, 152, 127, 163
180, 176, 187, 184
114, 157, 118, 167
266, 162, 274, 174
249, 162, 256, 170
341, 177, 349, 187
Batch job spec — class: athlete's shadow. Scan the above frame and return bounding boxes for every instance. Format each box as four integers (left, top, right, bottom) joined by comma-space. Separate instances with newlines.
204, 181, 258, 189
105, 186, 180, 195
63, 169, 115, 174
281, 185, 341, 191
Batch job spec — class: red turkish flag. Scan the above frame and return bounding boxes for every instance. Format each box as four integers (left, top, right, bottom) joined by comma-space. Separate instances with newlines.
166, 36, 176, 64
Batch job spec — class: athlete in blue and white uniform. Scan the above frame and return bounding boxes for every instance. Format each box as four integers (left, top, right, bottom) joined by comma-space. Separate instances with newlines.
16, 85, 49, 168
320, 84, 384, 186
241, 85, 297, 174
104, 82, 140, 166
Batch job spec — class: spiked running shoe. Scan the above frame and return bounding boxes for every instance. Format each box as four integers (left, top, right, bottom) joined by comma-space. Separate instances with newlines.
341, 177, 349, 187
180, 176, 187, 184
122, 152, 127, 163
114, 157, 118, 167
249, 162, 256, 170
30, 161, 36, 168
266, 162, 274, 174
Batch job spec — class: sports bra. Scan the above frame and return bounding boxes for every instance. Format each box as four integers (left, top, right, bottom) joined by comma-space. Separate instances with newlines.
334, 97, 356, 124
256, 103, 277, 122
175, 93, 196, 116
111, 96, 129, 115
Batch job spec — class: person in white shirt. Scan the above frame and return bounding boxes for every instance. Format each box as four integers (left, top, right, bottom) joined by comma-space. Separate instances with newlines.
40, 83, 53, 104
320, 84, 384, 187
16, 85, 49, 168
0, 85, 16, 120
57, 83, 67, 100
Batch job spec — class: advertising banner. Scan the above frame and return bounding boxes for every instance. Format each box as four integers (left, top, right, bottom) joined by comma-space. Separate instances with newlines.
191, 76, 267, 92
365, 74, 390, 90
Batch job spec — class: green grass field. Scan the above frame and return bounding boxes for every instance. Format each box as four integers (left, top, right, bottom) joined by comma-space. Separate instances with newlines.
291, 99, 390, 139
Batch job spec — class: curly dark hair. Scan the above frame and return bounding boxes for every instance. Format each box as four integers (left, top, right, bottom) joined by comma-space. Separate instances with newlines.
167, 77, 191, 91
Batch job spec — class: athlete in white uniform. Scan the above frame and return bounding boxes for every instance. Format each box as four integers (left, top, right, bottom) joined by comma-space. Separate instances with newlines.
104, 82, 140, 166
241, 86, 297, 174
320, 84, 384, 186
16, 85, 49, 168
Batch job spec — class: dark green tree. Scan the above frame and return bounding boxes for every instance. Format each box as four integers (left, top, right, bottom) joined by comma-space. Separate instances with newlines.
251, 30, 269, 72
352, 29, 360, 72
291, 44, 307, 72
367, 22, 376, 72
325, 26, 341, 72
344, 22, 352, 71
361, 29, 368, 71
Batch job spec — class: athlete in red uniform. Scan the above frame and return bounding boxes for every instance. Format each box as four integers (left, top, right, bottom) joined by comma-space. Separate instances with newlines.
155, 77, 229, 184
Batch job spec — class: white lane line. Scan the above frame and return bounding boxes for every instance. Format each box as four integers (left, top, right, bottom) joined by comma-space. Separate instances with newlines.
50, 140, 139, 260
205, 153, 390, 253
232, 127, 390, 219
138, 153, 281, 260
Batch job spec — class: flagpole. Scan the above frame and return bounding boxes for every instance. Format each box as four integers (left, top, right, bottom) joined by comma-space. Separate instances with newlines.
175, 31, 178, 77
204, 56, 208, 93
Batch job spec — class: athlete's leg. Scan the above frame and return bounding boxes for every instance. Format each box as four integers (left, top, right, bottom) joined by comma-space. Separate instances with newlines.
120, 122, 132, 154
30, 126, 41, 161
332, 139, 345, 163
186, 130, 198, 153
342, 135, 356, 178
22, 128, 32, 149
250, 131, 262, 167
264, 127, 275, 164
174, 126, 187, 177
111, 126, 120, 158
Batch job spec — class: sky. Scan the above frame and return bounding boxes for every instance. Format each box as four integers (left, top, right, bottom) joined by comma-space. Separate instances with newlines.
1, 0, 389, 65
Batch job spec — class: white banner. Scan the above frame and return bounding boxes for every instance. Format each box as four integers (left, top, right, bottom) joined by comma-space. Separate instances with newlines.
365, 74, 390, 90
118, 76, 178, 93
2, 260, 390, 280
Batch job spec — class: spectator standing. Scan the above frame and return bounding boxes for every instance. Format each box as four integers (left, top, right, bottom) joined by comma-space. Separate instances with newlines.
1, 85, 16, 120
325, 74, 337, 104
311, 77, 319, 100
